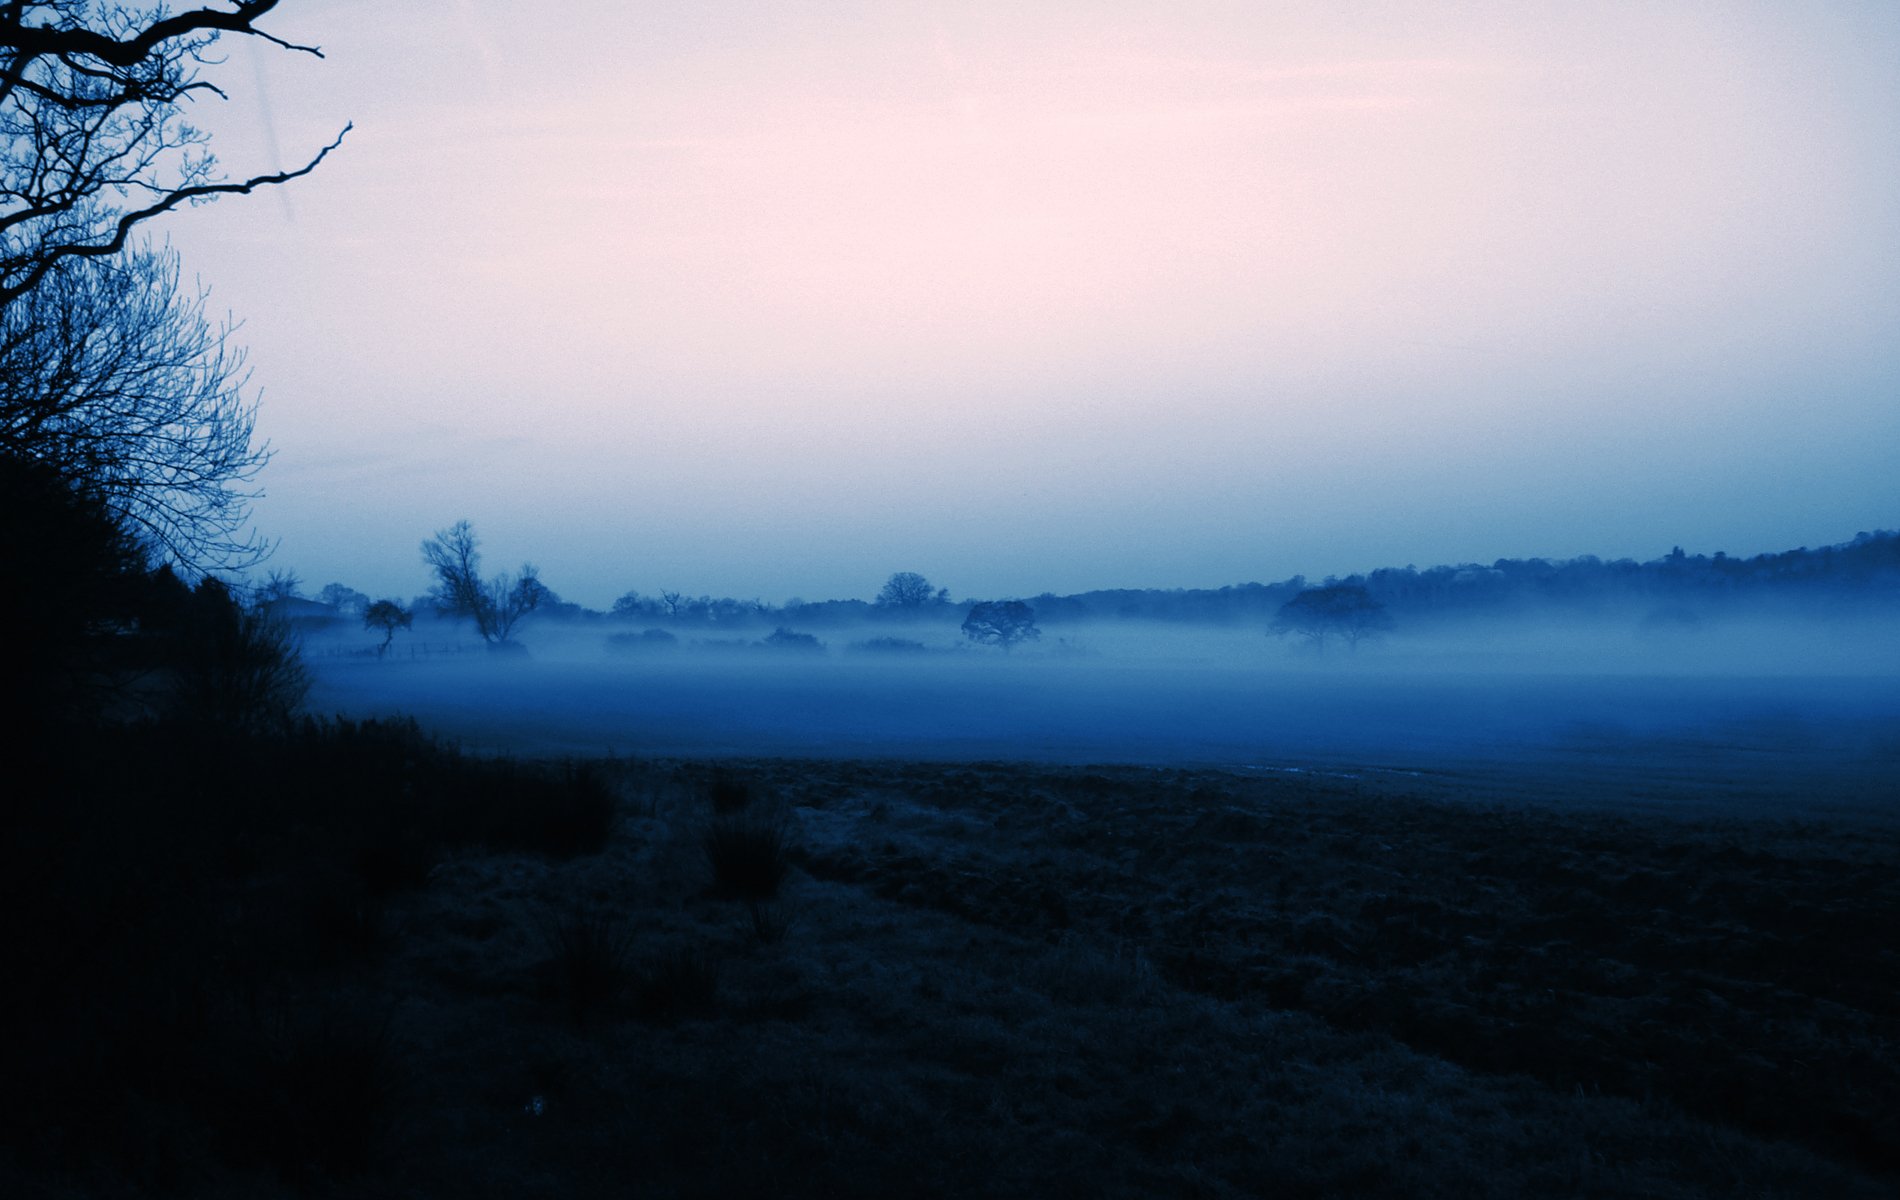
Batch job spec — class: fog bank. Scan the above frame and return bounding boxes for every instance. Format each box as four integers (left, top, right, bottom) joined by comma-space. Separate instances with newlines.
300, 612, 1900, 822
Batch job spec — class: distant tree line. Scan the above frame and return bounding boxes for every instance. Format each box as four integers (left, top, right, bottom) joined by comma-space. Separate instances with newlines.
1022, 532, 1900, 628
291, 531, 1900, 647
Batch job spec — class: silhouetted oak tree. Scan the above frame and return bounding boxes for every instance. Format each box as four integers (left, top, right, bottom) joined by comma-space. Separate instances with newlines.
875, 571, 946, 608
1271, 584, 1392, 652
962, 600, 1040, 651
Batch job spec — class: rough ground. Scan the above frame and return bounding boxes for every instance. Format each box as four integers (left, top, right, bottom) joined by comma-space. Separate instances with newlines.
13, 753, 1898, 1198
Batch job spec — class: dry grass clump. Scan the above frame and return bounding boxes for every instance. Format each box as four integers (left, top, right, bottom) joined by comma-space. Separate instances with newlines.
1029, 934, 1159, 1006
535, 902, 637, 1028
704, 809, 795, 901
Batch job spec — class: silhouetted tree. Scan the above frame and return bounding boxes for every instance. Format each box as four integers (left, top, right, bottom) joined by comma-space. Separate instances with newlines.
421, 520, 545, 645
610, 589, 656, 620
0, 2, 349, 310
318, 582, 370, 616
363, 599, 411, 657
165, 576, 309, 728
875, 571, 947, 608
1271, 584, 1392, 652
962, 600, 1040, 651
0, 451, 147, 724
259, 568, 302, 604
0, 244, 273, 568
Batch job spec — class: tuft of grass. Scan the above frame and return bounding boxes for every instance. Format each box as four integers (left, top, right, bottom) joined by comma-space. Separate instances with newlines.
703, 809, 794, 901
1030, 934, 1159, 1006
708, 774, 752, 814
747, 897, 794, 945
535, 902, 636, 1028
633, 946, 720, 1024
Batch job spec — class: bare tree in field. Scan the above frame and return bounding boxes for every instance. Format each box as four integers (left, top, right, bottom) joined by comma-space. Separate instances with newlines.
421, 520, 546, 645
363, 599, 411, 657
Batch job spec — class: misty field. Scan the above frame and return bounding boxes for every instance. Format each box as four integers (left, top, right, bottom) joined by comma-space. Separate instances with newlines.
13, 617, 1894, 1197
302, 618, 1900, 825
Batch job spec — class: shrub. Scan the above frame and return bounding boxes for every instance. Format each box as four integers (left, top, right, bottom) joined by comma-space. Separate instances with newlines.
536, 903, 636, 1028
763, 626, 824, 652
605, 627, 679, 653
166, 579, 311, 728
747, 898, 794, 945
703, 810, 794, 901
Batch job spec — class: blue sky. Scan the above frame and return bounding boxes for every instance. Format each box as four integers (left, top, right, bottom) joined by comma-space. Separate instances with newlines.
163, 1, 1899, 607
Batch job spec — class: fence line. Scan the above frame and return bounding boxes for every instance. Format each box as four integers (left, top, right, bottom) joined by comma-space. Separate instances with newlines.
322, 641, 478, 660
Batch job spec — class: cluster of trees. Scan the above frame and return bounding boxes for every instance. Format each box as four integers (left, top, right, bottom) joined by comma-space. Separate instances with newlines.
292, 560, 1061, 657
607, 570, 954, 628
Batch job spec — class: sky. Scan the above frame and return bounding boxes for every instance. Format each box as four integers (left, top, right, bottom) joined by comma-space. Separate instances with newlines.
161, 0, 1900, 609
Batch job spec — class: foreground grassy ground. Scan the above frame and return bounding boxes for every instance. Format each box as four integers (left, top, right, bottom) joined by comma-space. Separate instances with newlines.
8, 724, 1897, 1197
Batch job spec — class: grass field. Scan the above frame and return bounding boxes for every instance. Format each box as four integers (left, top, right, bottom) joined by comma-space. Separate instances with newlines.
12, 722, 1895, 1197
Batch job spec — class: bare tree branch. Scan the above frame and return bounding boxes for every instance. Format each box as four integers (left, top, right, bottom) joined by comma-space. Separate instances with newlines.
3, 3, 322, 68
1, 2, 347, 312
0, 121, 349, 308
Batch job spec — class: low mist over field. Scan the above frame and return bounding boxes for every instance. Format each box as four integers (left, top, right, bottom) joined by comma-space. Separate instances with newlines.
291, 535, 1900, 823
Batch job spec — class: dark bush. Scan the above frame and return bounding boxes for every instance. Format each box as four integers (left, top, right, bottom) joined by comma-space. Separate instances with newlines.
605, 627, 679, 653
0, 452, 149, 728
763, 626, 824, 652
747, 898, 793, 945
536, 903, 635, 1028
276, 720, 618, 860
703, 810, 794, 900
